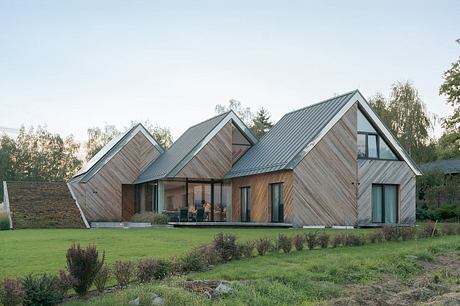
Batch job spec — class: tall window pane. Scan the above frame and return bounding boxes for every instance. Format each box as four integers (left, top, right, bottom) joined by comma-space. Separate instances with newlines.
241, 187, 251, 222
358, 110, 377, 133
384, 185, 397, 223
368, 135, 378, 158
271, 183, 284, 223
357, 134, 366, 158
379, 138, 398, 160
372, 185, 383, 222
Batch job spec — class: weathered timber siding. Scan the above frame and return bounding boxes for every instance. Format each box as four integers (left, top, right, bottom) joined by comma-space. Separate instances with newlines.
231, 171, 293, 223
357, 159, 416, 225
69, 132, 161, 221
292, 104, 358, 227
176, 122, 232, 179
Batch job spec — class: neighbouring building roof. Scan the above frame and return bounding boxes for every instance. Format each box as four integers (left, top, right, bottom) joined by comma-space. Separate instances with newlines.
226, 90, 422, 178
419, 159, 460, 175
135, 111, 257, 183
72, 124, 164, 183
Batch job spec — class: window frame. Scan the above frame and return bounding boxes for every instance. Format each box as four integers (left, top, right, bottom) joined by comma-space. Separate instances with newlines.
371, 184, 399, 224
240, 186, 251, 222
270, 182, 284, 223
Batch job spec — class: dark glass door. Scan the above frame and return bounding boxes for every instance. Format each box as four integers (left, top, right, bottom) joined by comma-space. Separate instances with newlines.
271, 183, 284, 223
241, 187, 251, 222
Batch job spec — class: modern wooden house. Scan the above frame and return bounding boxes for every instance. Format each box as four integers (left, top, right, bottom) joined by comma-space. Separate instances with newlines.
69, 90, 421, 227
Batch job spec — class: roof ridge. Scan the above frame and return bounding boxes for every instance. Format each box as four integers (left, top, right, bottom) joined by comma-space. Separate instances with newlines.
183, 111, 230, 131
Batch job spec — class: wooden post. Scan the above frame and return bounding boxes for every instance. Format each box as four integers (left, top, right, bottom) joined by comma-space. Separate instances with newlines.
185, 178, 189, 208
211, 179, 214, 222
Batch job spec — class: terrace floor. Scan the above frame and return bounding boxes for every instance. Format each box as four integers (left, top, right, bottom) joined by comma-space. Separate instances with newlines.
168, 221, 293, 228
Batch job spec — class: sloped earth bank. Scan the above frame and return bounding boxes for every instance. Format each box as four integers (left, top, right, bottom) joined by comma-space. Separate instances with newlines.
328, 253, 460, 306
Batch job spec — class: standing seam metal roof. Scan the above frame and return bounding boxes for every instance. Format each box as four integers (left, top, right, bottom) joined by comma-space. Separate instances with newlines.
225, 90, 358, 178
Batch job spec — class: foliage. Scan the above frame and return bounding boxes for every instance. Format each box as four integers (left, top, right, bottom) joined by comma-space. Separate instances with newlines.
66, 243, 105, 296
94, 266, 111, 293
382, 225, 400, 241
215, 99, 253, 125
194, 244, 220, 265
344, 234, 365, 246
240, 241, 255, 258
277, 234, 293, 253
0, 211, 10, 230
305, 232, 319, 250
137, 258, 158, 283
318, 232, 330, 249
420, 221, 439, 238
292, 234, 304, 251
400, 227, 417, 241
22, 273, 63, 306
85, 124, 120, 161
181, 249, 208, 272
213, 233, 238, 262
416, 170, 460, 214
251, 108, 273, 139
129, 120, 173, 149
131, 212, 169, 224
0, 277, 24, 306
331, 234, 345, 248
113, 261, 135, 288
56, 270, 74, 297
255, 238, 272, 256
441, 223, 459, 235
368, 230, 384, 243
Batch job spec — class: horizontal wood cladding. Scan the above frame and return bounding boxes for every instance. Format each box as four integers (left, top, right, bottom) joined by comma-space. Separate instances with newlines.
358, 159, 416, 225
176, 122, 232, 179
292, 104, 358, 227
69, 132, 162, 221
231, 171, 293, 223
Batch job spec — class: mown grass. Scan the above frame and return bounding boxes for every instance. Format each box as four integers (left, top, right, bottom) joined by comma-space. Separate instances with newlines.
0, 227, 370, 278
63, 235, 460, 306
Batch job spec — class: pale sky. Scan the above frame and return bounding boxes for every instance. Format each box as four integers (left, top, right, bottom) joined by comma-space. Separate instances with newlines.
1, 0, 459, 142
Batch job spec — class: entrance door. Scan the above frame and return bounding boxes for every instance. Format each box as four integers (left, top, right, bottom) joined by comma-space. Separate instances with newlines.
372, 184, 398, 224
271, 183, 284, 223
121, 184, 135, 220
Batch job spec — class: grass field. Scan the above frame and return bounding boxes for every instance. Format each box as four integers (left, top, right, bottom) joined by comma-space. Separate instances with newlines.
62, 235, 460, 306
0, 227, 369, 278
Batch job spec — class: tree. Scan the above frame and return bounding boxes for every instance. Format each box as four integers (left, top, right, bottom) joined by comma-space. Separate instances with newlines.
85, 125, 120, 161
251, 108, 273, 139
439, 39, 460, 159
368, 92, 392, 125
129, 120, 173, 149
215, 99, 253, 125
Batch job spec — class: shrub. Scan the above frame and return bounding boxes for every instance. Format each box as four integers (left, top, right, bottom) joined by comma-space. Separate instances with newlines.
131, 212, 168, 224
422, 221, 439, 238
305, 232, 319, 250
318, 232, 330, 249
241, 241, 256, 258
66, 243, 105, 296
195, 244, 220, 265
344, 234, 365, 247
441, 223, 459, 236
181, 249, 207, 272
94, 265, 110, 293
400, 227, 417, 241
332, 234, 345, 248
22, 274, 63, 306
136, 258, 171, 283
113, 260, 134, 287
170, 256, 185, 274
293, 234, 304, 251
277, 234, 293, 254
56, 270, 74, 297
152, 259, 172, 280
0, 211, 10, 230
382, 225, 400, 241
368, 230, 384, 243
213, 233, 238, 262
256, 238, 272, 256
0, 278, 24, 306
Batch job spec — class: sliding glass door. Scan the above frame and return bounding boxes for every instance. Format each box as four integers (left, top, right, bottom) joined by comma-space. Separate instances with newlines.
271, 183, 284, 223
372, 184, 398, 223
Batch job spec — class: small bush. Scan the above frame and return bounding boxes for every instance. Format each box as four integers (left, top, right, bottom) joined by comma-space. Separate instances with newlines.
368, 230, 384, 243
318, 232, 330, 249
170, 256, 185, 274
137, 258, 171, 282
213, 233, 238, 262
400, 227, 417, 241
56, 270, 74, 297
256, 238, 272, 256
66, 243, 105, 296
344, 234, 365, 247
94, 265, 110, 293
382, 225, 400, 241
240, 241, 255, 258
152, 259, 172, 280
131, 212, 168, 224
441, 223, 459, 236
195, 244, 220, 265
113, 260, 135, 287
278, 234, 293, 254
292, 234, 304, 251
22, 274, 63, 306
0, 211, 10, 230
181, 249, 207, 272
332, 234, 345, 248
0, 278, 24, 306
305, 232, 319, 250
422, 221, 439, 238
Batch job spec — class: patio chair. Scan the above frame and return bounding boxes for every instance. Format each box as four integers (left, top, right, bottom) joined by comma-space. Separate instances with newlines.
196, 208, 205, 222
179, 208, 189, 222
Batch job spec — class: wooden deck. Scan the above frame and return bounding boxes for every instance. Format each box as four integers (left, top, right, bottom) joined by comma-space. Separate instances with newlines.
168, 222, 293, 228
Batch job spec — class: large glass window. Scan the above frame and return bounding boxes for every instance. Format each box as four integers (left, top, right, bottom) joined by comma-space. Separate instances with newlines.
271, 183, 284, 223
372, 184, 398, 224
241, 187, 251, 222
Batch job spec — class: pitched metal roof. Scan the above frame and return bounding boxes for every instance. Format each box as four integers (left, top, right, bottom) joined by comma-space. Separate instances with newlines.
225, 90, 358, 178
71, 124, 164, 183
135, 111, 257, 183
419, 159, 460, 175
226, 90, 422, 179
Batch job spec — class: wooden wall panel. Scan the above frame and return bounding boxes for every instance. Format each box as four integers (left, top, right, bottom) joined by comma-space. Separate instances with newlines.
122, 184, 135, 220
231, 171, 293, 223
292, 104, 358, 227
69, 132, 162, 221
176, 122, 232, 179
357, 159, 416, 225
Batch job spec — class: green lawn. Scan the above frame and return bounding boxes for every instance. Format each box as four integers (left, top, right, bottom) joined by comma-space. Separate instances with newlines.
0, 227, 371, 278
63, 235, 460, 306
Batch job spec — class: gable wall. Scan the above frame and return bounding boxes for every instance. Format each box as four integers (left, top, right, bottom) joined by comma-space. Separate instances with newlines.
69, 132, 162, 221
176, 121, 233, 179
292, 103, 358, 226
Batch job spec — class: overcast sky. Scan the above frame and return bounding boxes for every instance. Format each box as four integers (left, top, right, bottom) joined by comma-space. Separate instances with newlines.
1, 1, 459, 142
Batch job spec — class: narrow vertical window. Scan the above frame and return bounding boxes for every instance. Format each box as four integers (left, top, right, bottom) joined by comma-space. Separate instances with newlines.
372, 184, 398, 224
240, 187, 251, 222
271, 183, 284, 223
